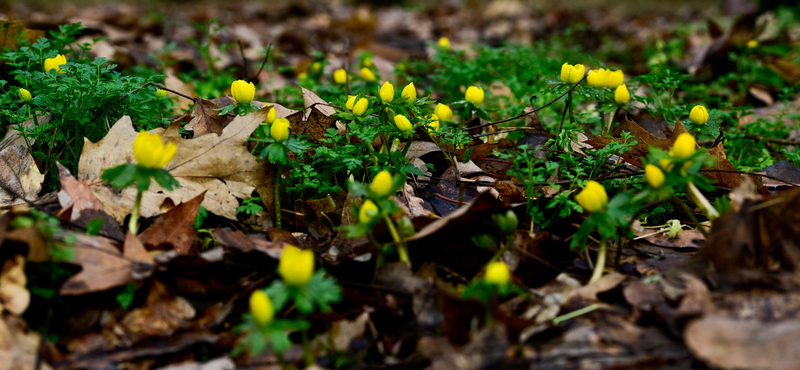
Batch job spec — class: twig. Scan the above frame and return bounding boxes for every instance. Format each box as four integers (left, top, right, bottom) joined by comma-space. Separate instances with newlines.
466, 74, 587, 132
238, 40, 249, 80
254, 44, 273, 80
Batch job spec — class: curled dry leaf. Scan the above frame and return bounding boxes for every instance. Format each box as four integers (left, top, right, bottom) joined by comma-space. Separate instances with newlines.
138, 191, 205, 254
0, 255, 30, 315
118, 280, 195, 340
0, 144, 44, 207
78, 109, 274, 222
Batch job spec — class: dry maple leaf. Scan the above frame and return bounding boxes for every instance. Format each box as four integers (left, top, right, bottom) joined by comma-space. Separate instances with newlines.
78, 108, 275, 222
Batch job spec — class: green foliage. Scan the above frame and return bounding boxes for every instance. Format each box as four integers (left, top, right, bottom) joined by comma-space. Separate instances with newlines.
0, 24, 169, 183
237, 197, 264, 216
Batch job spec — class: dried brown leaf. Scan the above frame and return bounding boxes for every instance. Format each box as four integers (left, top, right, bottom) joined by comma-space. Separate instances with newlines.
138, 191, 204, 254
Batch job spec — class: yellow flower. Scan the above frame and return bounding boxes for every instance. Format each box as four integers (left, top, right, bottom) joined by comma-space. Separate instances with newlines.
746, 39, 759, 48
689, 105, 709, 125
270, 118, 291, 142
346, 95, 356, 110
44, 54, 67, 73
359, 199, 379, 224
249, 290, 274, 326
438, 37, 451, 51
362, 57, 373, 68
353, 97, 369, 116
310, 62, 322, 73
586, 68, 608, 87
560, 62, 585, 84
394, 114, 412, 134
659, 158, 674, 172
297, 72, 308, 80
671, 133, 696, 160
645, 164, 665, 188
155, 89, 168, 98
360, 68, 376, 82
465, 86, 484, 105
334, 69, 347, 84
379, 81, 394, 103
133, 131, 177, 169
371, 170, 393, 197
425, 114, 440, 134
19, 88, 32, 102
484, 261, 511, 285
615, 84, 630, 104
435, 103, 453, 122
605, 70, 624, 88
278, 245, 315, 287
401, 82, 417, 102
231, 80, 255, 105
576, 180, 608, 213
265, 105, 277, 124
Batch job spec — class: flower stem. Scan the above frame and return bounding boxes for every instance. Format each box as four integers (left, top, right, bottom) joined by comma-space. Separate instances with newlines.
301, 329, 314, 366
275, 163, 282, 229
383, 214, 409, 263
604, 107, 621, 136
567, 90, 575, 124
553, 303, 600, 325
587, 239, 607, 285
686, 181, 720, 221
129, 189, 143, 235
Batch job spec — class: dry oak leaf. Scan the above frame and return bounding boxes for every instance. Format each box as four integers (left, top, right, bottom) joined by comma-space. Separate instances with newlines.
56, 162, 104, 222
59, 232, 155, 295
138, 191, 204, 254
0, 144, 44, 207
118, 280, 195, 339
78, 108, 274, 222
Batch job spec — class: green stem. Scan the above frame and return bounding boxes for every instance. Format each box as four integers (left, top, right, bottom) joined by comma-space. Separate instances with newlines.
567, 90, 575, 124
301, 330, 314, 366
672, 195, 708, 237
383, 214, 409, 263
553, 303, 600, 325
129, 189, 143, 235
604, 107, 621, 136
275, 163, 282, 229
686, 181, 720, 221
587, 239, 607, 285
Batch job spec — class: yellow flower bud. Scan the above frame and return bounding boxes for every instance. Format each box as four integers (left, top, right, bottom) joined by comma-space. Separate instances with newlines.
401, 82, 417, 102
346, 95, 356, 110
265, 105, 277, 124
576, 180, 608, 213
19, 88, 32, 102
231, 80, 255, 105
689, 105, 709, 125
334, 69, 347, 84
371, 170, 393, 197
352, 97, 369, 117
359, 199, 379, 224
44, 54, 67, 73
659, 158, 674, 172
362, 57, 373, 68
605, 70, 624, 88
586, 68, 609, 87
297, 72, 308, 80
434, 103, 453, 122
310, 62, 321, 73
278, 245, 315, 287
560, 62, 585, 84
465, 86, 484, 105
484, 261, 511, 285
746, 39, 758, 48
133, 131, 177, 169
360, 68, 376, 82
394, 114, 412, 134
155, 89, 168, 98
270, 118, 291, 142
645, 164, 665, 188
438, 37, 451, 51
379, 81, 395, 103
426, 114, 440, 134
249, 290, 274, 326
671, 133, 696, 160
615, 84, 630, 104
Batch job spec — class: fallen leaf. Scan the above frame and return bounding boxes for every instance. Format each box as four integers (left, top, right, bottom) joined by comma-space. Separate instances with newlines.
0, 144, 44, 207
0, 255, 29, 315
60, 232, 155, 295
685, 315, 800, 370
138, 192, 205, 254
165, 70, 196, 113
0, 315, 52, 370
79, 109, 275, 222
184, 98, 231, 136
584, 117, 689, 169
118, 280, 195, 339
0, 20, 45, 51
56, 162, 104, 222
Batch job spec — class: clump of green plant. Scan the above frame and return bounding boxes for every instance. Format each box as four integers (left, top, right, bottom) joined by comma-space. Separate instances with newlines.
0, 24, 170, 183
